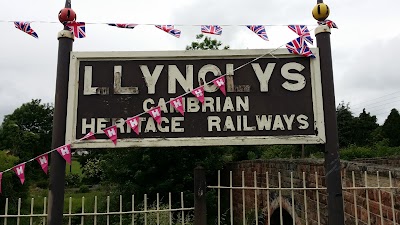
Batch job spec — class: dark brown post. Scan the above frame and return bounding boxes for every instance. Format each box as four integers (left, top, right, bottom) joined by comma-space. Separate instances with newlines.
47, 0, 74, 224
315, 1, 345, 224
194, 166, 207, 225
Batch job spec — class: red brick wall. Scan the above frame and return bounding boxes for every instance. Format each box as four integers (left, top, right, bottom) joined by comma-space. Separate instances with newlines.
222, 159, 400, 225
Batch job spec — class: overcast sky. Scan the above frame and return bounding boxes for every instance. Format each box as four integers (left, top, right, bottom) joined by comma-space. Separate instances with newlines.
0, 0, 399, 125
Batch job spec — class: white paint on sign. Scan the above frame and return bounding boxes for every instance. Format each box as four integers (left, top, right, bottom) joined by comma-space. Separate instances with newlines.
168, 65, 193, 93
140, 65, 163, 94
252, 63, 275, 92
142, 96, 250, 113
114, 65, 139, 94
281, 62, 306, 91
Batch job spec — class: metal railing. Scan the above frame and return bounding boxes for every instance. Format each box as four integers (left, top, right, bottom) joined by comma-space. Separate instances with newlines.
1, 170, 399, 225
0, 192, 194, 225
208, 170, 400, 225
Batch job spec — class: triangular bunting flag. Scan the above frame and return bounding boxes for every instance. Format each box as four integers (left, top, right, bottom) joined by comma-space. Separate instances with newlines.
14, 21, 39, 39
13, 163, 26, 184
191, 86, 205, 104
35, 154, 49, 174
0, 173, 3, 194
56, 144, 72, 165
103, 125, 118, 145
247, 25, 269, 41
317, 20, 338, 29
65, 21, 86, 38
201, 25, 223, 35
147, 106, 162, 124
80, 131, 96, 141
126, 116, 140, 135
108, 23, 137, 29
155, 25, 181, 38
171, 96, 185, 116
286, 37, 315, 58
288, 25, 313, 45
212, 76, 226, 96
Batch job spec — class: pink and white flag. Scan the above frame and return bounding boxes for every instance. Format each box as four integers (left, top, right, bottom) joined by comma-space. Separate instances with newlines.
148, 106, 162, 124
13, 163, 26, 184
0, 173, 3, 194
212, 76, 226, 96
56, 144, 72, 165
80, 131, 96, 141
35, 154, 49, 174
126, 116, 140, 135
191, 86, 205, 104
171, 96, 185, 116
103, 125, 118, 145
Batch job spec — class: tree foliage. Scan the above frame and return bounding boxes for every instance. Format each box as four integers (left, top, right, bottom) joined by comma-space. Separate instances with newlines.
186, 34, 229, 50
0, 151, 29, 216
81, 157, 104, 185
353, 109, 379, 146
336, 101, 356, 148
0, 99, 53, 161
382, 108, 400, 147
0, 99, 53, 185
100, 147, 230, 201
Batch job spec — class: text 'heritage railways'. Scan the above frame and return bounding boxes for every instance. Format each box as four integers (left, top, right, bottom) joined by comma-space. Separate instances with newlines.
66, 49, 325, 146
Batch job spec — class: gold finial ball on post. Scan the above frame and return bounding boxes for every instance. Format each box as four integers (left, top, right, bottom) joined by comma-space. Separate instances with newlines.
312, 3, 330, 21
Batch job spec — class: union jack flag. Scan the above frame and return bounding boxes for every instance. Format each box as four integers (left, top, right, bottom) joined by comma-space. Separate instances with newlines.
201, 25, 222, 35
317, 20, 338, 29
155, 25, 181, 38
14, 22, 39, 39
108, 23, 137, 29
247, 25, 268, 41
65, 21, 86, 38
288, 25, 313, 45
286, 37, 315, 58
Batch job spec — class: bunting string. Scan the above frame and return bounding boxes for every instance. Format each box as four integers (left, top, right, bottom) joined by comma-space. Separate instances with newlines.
0, 20, 319, 26
0, 22, 335, 193
0, 19, 337, 41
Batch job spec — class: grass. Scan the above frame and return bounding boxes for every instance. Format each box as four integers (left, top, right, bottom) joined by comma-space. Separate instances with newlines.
65, 157, 83, 176
29, 188, 106, 214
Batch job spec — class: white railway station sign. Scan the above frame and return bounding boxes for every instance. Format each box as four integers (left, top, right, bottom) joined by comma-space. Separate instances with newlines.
65, 49, 325, 148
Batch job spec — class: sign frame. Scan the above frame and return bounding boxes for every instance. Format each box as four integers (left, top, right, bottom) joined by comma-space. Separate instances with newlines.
65, 49, 325, 148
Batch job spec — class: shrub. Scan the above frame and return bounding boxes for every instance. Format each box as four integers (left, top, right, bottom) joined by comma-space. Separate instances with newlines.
65, 173, 81, 188
82, 158, 103, 185
36, 180, 49, 189
261, 145, 299, 159
78, 185, 90, 193
340, 145, 376, 160
0, 151, 29, 217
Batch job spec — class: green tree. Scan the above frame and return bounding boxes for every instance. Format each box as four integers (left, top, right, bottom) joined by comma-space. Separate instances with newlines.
186, 34, 229, 50
352, 109, 379, 146
382, 108, 400, 147
336, 101, 356, 148
0, 99, 53, 185
100, 147, 230, 202
0, 99, 53, 161
81, 157, 104, 185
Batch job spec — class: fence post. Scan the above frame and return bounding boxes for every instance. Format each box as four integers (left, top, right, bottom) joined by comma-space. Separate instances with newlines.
194, 166, 207, 225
